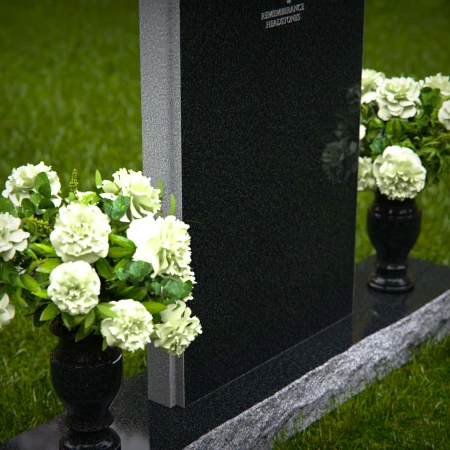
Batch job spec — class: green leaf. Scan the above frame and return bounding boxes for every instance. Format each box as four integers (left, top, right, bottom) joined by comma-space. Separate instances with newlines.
141, 301, 167, 314
75, 324, 92, 342
161, 279, 192, 300
96, 303, 119, 319
385, 119, 403, 141
61, 312, 73, 329
35, 172, 52, 199
40, 303, 60, 322
103, 195, 131, 221
33, 305, 47, 328
79, 193, 100, 205
116, 285, 135, 296
108, 247, 135, 259
131, 287, 148, 301
102, 338, 108, 351
38, 198, 55, 210
95, 170, 103, 188
157, 178, 164, 199
43, 207, 57, 222
0, 197, 17, 216
170, 194, 176, 216
116, 261, 152, 282
117, 286, 148, 301
31, 243, 56, 256
0, 262, 22, 286
95, 258, 115, 280
399, 138, 415, 149
11, 288, 28, 308
370, 136, 389, 155
369, 117, 385, 129
21, 274, 41, 293
34, 290, 50, 299
109, 234, 136, 249
83, 309, 96, 331
60, 312, 85, 329
149, 281, 162, 296
21, 198, 35, 217
24, 248, 38, 260
127, 261, 151, 280
30, 193, 43, 208
36, 258, 61, 274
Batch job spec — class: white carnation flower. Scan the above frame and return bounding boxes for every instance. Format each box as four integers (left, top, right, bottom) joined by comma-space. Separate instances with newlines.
358, 157, 377, 192
48, 261, 100, 315
151, 301, 202, 356
359, 124, 366, 140
100, 169, 161, 222
2, 162, 62, 212
376, 77, 421, 120
50, 203, 111, 264
100, 300, 154, 352
0, 213, 30, 261
438, 100, 450, 131
361, 69, 385, 104
423, 73, 450, 97
0, 293, 15, 330
127, 215, 195, 282
373, 146, 426, 200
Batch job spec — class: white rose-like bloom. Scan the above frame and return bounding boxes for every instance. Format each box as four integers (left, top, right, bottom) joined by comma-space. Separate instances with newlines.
438, 100, 450, 131
50, 203, 111, 263
48, 261, 100, 315
359, 124, 366, 140
0, 294, 15, 330
2, 162, 62, 211
100, 300, 154, 352
151, 301, 202, 356
423, 73, 450, 97
0, 213, 30, 261
127, 215, 195, 282
361, 69, 385, 104
358, 157, 377, 192
100, 169, 161, 222
373, 146, 426, 200
376, 77, 422, 120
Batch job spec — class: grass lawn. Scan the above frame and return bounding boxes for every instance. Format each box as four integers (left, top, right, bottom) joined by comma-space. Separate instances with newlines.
0, 0, 449, 445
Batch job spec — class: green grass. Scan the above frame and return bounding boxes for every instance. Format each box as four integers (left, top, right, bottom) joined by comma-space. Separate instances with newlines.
0, 0, 142, 190
273, 334, 450, 450
0, 0, 449, 445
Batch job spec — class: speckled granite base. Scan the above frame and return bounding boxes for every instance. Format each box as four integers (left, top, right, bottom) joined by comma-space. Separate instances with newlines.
186, 288, 450, 450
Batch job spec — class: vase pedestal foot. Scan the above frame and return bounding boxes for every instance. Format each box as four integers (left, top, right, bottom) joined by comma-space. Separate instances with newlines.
60, 427, 121, 450
368, 265, 414, 294
63, 411, 115, 433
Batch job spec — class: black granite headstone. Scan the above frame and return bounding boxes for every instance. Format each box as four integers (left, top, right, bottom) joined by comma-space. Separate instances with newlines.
140, 0, 365, 410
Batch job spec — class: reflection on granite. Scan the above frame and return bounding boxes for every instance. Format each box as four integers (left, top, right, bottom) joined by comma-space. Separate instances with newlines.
3, 257, 450, 450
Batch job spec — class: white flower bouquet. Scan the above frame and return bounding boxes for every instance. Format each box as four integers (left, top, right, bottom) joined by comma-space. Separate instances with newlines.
358, 70, 450, 199
0, 163, 201, 356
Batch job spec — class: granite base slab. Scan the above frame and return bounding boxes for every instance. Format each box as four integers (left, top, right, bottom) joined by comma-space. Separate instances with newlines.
3, 257, 450, 450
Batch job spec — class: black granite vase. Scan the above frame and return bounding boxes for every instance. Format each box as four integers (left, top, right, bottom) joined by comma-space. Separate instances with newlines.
50, 317, 123, 433
367, 191, 422, 293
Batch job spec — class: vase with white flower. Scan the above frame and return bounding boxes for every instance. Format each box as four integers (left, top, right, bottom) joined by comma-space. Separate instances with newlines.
358, 70, 450, 292
0, 162, 202, 435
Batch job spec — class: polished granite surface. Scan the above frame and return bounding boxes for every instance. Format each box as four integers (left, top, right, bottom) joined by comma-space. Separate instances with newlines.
3, 257, 450, 450
140, 0, 364, 405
